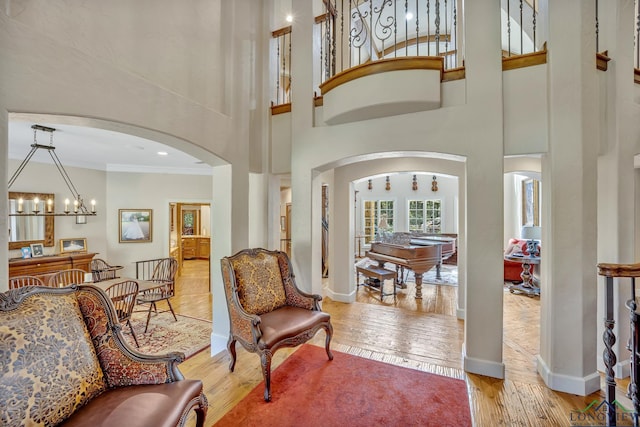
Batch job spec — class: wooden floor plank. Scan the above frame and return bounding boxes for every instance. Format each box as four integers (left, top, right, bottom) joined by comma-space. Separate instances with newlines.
173, 260, 617, 427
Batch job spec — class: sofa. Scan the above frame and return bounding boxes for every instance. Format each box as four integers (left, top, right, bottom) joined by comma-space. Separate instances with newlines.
504, 238, 541, 283
0, 284, 208, 427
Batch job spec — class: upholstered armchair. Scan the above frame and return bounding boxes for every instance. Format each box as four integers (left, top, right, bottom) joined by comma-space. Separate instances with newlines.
220, 248, 333, 401
0, 284, 207, 426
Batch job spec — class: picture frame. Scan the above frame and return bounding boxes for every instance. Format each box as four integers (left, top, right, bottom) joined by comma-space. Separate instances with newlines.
21, 246, 32, 259
30, 243, 44, 257
119, 209, 153, 243
59, 238, 87, 254
522, 178, 540, 226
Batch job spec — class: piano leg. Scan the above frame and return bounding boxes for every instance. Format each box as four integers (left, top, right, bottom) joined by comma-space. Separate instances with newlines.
415, 273, 423, 299
435, 262, 442, 280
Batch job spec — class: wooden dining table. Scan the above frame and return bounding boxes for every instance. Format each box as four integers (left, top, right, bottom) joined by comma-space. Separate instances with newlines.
90, 277, 165, 293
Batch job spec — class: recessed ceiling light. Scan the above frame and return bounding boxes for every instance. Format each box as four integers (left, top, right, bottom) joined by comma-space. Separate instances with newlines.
157, 151, 168, 156
286, 14, 293, 23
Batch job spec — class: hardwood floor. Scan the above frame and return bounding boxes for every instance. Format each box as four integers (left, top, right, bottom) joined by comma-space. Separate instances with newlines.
172, 260, 624, 426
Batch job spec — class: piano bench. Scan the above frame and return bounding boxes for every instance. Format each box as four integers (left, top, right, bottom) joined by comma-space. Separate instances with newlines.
356, 266, 397, 301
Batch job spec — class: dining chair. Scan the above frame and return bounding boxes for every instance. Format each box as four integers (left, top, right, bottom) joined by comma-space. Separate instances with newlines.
91, 258, 122, 282
136, 258, 179, 333
48, 268, 87, 288
9, 275, 45, 289
105, 280, 140, 347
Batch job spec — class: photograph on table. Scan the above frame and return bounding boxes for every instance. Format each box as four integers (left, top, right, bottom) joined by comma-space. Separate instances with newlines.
59, 238, 87, 253
30, 243, 44, 257
119, 209, 153, 243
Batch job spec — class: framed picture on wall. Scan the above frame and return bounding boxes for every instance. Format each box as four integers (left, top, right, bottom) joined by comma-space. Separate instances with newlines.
119, 209, 153, 243
522, 178, 540, 226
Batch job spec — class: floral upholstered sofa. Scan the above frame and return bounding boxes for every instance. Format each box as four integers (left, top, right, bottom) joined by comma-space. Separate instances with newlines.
504, 238, 541, 283
0, 284, 208, 427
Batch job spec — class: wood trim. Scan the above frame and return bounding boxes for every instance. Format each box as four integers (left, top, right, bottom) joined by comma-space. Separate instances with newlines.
596, 51, 611, 71
502, 49, 547, 71
314, 96, 324, 107
442, 67, 466, 82
315, 13, 330, 24
272, 26, 292, 38
319, 56, 444, 95
271, 103, 292, 115
635, 68, 640, 85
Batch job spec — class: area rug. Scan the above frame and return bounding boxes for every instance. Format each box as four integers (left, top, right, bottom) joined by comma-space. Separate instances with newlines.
214, 344, 471, 427
121, 311, 211, 359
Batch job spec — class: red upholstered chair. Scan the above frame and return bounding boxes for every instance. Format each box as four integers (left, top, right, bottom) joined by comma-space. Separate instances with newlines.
220, 248, 333, 401
504, 238, 541, 283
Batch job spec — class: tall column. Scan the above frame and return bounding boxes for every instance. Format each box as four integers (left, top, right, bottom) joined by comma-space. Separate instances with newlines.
537, 0, 600, 395
289, 1, 316, 292
595, 0, 640, 378
0, 111, 8, 291
461, 0, 505, 378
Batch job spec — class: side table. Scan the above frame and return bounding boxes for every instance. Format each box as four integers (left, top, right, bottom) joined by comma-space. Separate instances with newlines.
504, 253, 540, 297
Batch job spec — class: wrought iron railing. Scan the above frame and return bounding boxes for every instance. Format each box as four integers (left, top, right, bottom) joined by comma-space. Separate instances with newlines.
271, 25, 292, 109
316, 0, 461, 89
501, 0, 539, 57
597, 262, 640, 427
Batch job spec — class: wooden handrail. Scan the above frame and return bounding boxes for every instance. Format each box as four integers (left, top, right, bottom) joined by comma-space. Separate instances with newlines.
598, 262, 640, 278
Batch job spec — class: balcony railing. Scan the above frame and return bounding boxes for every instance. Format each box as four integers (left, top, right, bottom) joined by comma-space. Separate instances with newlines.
270, 0, 638, 110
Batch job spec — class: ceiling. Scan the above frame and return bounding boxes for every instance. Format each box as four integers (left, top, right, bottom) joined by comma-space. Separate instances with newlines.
8, 121, 216, 175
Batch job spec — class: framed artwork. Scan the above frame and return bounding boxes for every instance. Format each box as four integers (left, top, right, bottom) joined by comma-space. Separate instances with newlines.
522, 179, 540, 226
59, 238, 87, 253
30, 243, 44, 257
119, 209, 153, 243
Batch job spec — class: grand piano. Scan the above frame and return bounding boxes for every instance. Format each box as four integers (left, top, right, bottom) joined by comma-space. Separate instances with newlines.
365, 234, 456, 299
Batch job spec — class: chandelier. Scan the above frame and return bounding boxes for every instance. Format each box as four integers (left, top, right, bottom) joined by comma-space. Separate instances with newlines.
8, 124, 97, 217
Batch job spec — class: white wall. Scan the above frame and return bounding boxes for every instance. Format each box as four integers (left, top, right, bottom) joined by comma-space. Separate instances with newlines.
106, 172, 213, 278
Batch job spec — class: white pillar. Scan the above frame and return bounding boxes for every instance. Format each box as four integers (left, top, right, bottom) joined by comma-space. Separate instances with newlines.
537, 0, 600, 395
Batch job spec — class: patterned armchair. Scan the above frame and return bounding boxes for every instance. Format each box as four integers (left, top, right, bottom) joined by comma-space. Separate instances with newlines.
220, 248, 333, 401
0, 284, 207, 426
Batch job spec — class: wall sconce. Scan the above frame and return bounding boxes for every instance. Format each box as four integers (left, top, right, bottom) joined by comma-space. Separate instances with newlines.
368, 179, 372, 190
412, 175, 418, 191
431, 175, 438, 192
385, 176, 391, 191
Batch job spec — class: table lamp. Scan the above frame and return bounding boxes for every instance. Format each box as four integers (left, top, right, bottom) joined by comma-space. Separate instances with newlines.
521, 225, 541, 256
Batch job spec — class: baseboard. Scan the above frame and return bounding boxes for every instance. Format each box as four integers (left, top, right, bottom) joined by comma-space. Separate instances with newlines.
456, 307, 465, 320
597, 355, 631, 379
209, 332, 228, 356
324, 285, 355, 303
462, 344, 505, 379
537, 355, 601, 395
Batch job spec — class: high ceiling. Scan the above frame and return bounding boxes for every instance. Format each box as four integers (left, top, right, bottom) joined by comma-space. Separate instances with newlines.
8, 121, 216, 176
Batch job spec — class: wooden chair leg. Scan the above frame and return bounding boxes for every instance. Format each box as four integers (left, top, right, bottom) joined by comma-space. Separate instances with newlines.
166, 299, 178, 321
127, 319, 140, 347
261, 351, 273, 402
324, 324, 334, 361
227, 337, 237, 372
144, 303, 154, 333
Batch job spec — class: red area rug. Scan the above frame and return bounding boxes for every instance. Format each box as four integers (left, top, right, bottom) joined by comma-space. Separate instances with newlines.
215, 344, 471, 427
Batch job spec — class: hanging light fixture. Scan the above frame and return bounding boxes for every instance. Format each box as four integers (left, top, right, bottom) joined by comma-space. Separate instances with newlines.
431, 175, 438, 192
8, 124, 97, 217
412, 174, 418, 191
367, 179, 372, 190
385, 176, 391, 191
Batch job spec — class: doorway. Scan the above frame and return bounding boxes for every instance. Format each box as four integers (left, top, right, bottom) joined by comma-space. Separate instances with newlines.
169, 202, 211, 293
